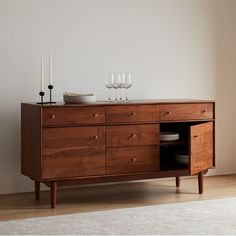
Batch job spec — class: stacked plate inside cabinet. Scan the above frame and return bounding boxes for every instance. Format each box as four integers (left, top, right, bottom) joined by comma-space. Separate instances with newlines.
63, 92, 96, 104
175, 154, 189, 165
160, 132, 180, 142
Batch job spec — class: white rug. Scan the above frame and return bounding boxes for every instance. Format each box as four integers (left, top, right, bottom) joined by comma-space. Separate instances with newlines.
1, 197, 236, 235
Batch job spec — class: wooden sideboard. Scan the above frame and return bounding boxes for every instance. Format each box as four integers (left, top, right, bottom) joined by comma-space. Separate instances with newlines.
21, 99, 215, 208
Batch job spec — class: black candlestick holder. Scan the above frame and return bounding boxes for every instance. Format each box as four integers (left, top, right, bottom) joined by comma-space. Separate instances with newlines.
37, 91, 47, 104
48, 85, 56, 104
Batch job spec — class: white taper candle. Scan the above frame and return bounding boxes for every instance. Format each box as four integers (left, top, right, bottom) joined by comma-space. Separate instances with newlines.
41, 56, 44, 92
49, 50, 53, 85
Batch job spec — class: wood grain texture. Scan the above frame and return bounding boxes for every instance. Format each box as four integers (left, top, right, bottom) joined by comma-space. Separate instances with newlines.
189, 122, 213, 175
48, 169, 189, 186
42, 126, 105, 149
106, 146, 159, 174
160, 103, 213, 121
21, 100, 215, 208
106, 105, 159, 123
106, 124, 160, 147
42, 147, 105, 179
21, 104, 42, 181
42, 106, 105, 126
25, 99, 215, 108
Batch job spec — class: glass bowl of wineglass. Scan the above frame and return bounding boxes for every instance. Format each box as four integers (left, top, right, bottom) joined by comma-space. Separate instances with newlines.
124, 72, 132, 102
113, 73, 121, 102
105, 72, 114, 102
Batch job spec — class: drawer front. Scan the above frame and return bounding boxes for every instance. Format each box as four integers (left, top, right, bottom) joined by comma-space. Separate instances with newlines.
106, 124, 159, 147
42, 126, 105, 149
106, 146, 159, 174
42, 147, 105, 179
106, 105, 159, 123
160, 103, 213, 121
42, 106, 105, 126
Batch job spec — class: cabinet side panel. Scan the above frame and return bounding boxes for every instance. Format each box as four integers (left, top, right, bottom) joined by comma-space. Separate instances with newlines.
21, 104, 42, 181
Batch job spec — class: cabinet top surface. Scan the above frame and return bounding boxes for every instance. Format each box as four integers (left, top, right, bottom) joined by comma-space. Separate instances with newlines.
22, 99, 215, 107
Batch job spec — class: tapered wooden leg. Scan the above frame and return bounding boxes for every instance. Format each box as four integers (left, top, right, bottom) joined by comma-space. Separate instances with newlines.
34, 180, 40, 200
176, 177, 180, 187
198, 171, 203, 194
50, 181, 57, 209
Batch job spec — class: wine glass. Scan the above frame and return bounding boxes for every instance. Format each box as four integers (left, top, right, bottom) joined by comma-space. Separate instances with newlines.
120, 73, 126, 102
105, 72, 114, 102
124, 72, 132, 102
113, 73, 121, 102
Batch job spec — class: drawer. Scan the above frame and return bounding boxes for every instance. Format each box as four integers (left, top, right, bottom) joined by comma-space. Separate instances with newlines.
106, 124, 159, 147
42, 147, 105, 179
42, 106, 105, 126
106, 146, 159, 174
160, 103, 213, 121
42, 126, 105, 149
106, 105, 159, 123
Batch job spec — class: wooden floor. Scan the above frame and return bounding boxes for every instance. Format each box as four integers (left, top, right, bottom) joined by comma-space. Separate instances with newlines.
1, 174, 236, 221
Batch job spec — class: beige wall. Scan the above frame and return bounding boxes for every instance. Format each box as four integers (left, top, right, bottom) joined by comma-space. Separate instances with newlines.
213, 0, 236, 175
0, 0, 234, 194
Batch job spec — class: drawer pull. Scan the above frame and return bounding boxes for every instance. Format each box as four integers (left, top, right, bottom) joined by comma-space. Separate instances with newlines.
201, 109, 206, 113
93, 113, 99, 117
131, 134, 136, 138
51, 115, 56, 119
93, 135, 99, 140
194, 135, 198, 139
131, 112, 136, 116
131, 158, 136, 162
166, 111, 172, 115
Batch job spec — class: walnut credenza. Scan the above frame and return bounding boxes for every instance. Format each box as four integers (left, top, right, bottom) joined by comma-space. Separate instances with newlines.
21, 99, 215, 208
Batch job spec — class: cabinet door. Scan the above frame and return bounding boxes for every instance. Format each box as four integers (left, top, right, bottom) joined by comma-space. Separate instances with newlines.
189, 122, 214, 175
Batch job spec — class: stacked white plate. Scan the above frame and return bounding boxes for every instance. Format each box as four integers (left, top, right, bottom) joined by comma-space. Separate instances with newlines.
160, 132, 179, 142
63, 92, 96, 104
175, 154, 189, 165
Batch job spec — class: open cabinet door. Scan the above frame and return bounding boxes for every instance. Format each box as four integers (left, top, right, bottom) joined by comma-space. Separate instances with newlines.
189, 122, 213, 175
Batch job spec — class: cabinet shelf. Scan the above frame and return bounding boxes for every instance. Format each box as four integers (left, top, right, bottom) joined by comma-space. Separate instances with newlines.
160, 140, 188, 146
160, 163, 188, 171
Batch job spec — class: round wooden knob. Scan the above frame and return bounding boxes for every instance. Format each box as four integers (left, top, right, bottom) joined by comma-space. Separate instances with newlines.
131, 112, 136, 116
93, 113, 98, 117
94, 135, 99, 139
202, 109, 206, 113
132, 158, 136, 162
194, 135, 198, 139
131, 134, 136, 138
166, 111, 172, 115
51, 115, 55, 119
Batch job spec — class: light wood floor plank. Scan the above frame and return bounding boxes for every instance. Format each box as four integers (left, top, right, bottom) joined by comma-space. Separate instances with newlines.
1, 174, 236, 221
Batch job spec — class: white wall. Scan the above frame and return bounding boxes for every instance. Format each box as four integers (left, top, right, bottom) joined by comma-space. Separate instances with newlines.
214, 0, 236, 175
0, 0, 225, 194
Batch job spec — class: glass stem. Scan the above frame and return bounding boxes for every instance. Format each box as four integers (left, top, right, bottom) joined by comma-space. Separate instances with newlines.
108, 88, 111, 102
125, 89, 128, 102
115, 89, 117, 102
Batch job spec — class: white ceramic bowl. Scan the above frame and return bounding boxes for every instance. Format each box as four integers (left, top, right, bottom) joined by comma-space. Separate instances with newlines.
175, 154, 189, 165
160, 132, 179, 142
63, 93, 96, 103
